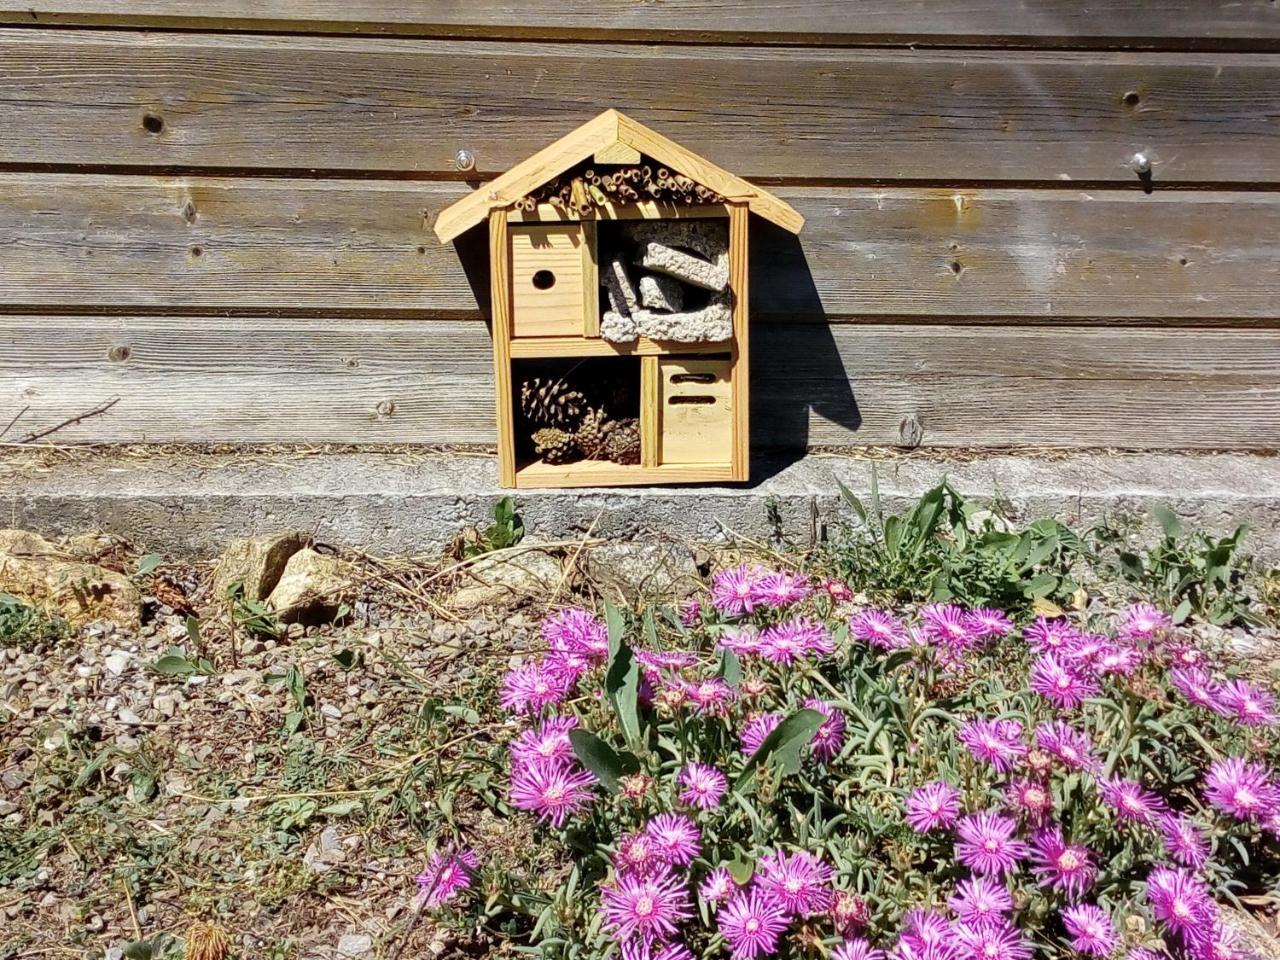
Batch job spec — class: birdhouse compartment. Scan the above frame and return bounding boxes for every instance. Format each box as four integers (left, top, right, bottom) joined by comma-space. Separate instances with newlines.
509, 222, 598, 339
657, 356, 733, 465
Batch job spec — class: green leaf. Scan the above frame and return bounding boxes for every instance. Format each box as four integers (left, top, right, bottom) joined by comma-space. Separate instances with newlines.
835, 477, 867, 523
1023, 573, 1059, 599
151, 653, 196, 676
733, 708, 825, 795
283, 710, 305, 735
444, 704, 481, 725
185, 615, 202, 646
135, 553, 163, 577
717, 648, 742, 687
568, 729, 632, 794
604, 603, 642, 747
1152, 503, 1185, 540
319, 799, 362, 816
1171, 597, 1193, 625
728, 851, 756, 885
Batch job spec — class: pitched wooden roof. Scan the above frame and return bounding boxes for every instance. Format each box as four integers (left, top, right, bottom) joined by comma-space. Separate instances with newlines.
433, 109, 804, 242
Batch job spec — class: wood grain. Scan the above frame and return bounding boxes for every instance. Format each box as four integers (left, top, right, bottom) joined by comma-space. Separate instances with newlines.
4, 316, 1277, 448
1, 31, 1278, 182
0, 2, 1275, 47
3, 176, 1279, 321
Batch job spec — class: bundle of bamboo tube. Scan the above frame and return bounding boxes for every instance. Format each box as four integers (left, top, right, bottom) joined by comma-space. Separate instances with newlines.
517, 163, 726, 215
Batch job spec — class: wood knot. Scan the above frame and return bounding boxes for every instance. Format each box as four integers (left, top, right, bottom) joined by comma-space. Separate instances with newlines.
375, 399, 396, 418
898, 414, 924, 449
107, 345, 130, 362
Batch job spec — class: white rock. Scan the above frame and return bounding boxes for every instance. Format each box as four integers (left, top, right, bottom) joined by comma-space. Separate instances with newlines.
336, 934, 373, 959
320, 703, 342, 720
104, 652, 130, 676
118, 706, 143, 726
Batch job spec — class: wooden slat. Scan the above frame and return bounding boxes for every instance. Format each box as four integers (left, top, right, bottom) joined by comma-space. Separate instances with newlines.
3, 176, 1280, 321
4, 317, 1277, 448
1, 31, 1279, 182
0, 3, 1275, 47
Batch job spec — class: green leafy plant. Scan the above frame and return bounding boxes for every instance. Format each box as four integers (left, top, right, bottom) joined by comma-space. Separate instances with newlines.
463, 496, 525, 558
226, 580, 283, 638
150, 644, 217, 677
0, 591, 67, 648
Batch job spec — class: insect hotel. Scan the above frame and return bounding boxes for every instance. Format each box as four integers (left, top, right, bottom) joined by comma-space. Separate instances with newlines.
434, 109, 804, 489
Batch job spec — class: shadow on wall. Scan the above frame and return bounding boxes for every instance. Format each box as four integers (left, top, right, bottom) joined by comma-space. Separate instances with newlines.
450, 216, 861, 484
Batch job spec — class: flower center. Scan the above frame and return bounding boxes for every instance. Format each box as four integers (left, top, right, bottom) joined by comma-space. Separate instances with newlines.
1059, 850, 1080, 870
1236, 787, 1257, 807
1173, 900, 1191, 920
983, 839, 1000, 852
746, 919, 760, 933
1057, 676, 1072, 689
544, 785, 565, 802
635, 896, 654, 917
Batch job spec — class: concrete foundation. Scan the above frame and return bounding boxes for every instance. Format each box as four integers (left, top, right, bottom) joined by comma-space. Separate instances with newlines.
1, 450, 1277, 559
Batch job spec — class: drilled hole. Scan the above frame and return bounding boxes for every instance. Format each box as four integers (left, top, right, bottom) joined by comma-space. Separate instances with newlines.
1179, 257, 1189, 266
107, 345, 130, 362
1123, 91, 1141, 106
671, 373, 716, 385
949, 260, 963, 275
416, 245, 426, 255
142, 113, 164, 134
531, 269, 556, 290
669, 395, 716, 406
190, 246, 203, 257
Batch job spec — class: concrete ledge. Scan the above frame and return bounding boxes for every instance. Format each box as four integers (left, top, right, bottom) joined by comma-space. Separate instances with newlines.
1, 450, 1277, 559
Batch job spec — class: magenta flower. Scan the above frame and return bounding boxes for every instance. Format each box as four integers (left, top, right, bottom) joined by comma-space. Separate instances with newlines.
508, 759, 595, 827
544, 648, 596, 683
1061, 904, 1119, 956
740, 713, 783, 756
711, 563, 767, 617
967, 607, 1015, 639
1005, 779, 1054, 825
500, 662, 573, 714
948, 875, 1014, 926
1170, 667, 1221, 709
832, 938, 886, 960
600, 867, 693, 948
679, 599, 702, 627
1063, 633, 1108, 669
1035, 721, 1100, 774
1095, 643, 1145, 676
718, 888, 790, 960
542, 607, 609, 660
1213, 679, 1277, 727
804, 698, 847, 761
615, 831, 667, 879
510, 715, 578, 767
900, 909, 952, 950
905, 782, 961, 833
1023, 617, 1080, 653
1030, 826, 1096, 901
1145, 867, 1216, 940
752, 570, 811, 608
718, 626, 762, 657
1168, 643, 1206, 668
958, 719, 1027, 774
1119, 603, 1172, 641
1202, 757, 1279, 822
416, 846, 479, 908
682, 677, 735, 714
1098, 777, 1169, 827
699, 866, 737, 907
677, 763, 727, 810
951, 921, 1033, 960
1029, 653, 1098, 709
830, 891, 870, 937
1159, 813, 1210, 870
645, 813, 701, 866
955, 812, 1029, 877
634, 649, 698, 673
1126, 950, 1164, 960
650, 945, 696, 960
759, 617, 833, 664
849, 610, 909, 650
823, 579, 854, 603
921, 603, 979, 651
755, 849, 834, 915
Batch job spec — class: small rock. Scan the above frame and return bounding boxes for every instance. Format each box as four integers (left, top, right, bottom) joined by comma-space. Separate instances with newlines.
584, 540, 699, 603
320, 703, 342, 720
118, 707, 143, 726
0, 800, 18, 816
320, 826, 342, 851
266, 549, 355, 624
451, 548, 563, 612
336, 934, 373, 959
104, 652, 130, 676
0, 529, 141, 630
104, 949, 123, 960
211, 531, 310, 602
86, 914, 105, 932
153, 694, 178, 718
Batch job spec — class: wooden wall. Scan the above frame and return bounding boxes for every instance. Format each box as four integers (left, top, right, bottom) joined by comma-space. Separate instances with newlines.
2, 3, 1278, 451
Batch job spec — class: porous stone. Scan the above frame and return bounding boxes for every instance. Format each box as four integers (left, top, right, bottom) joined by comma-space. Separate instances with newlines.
602, 257, 638, 318
639, 273, 684, 312
211, 531, 310, 602
584, 541, 700, 604
336, 933, 373, 958
635, 241, 729, 291
451, 548, 563, 612
601, 299, 733, 344
0, 529, 140, 630
265, 548, 354, 623
627, 219, 729, 291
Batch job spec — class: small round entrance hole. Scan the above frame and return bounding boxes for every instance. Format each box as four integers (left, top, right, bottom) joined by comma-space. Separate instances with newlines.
531, 269, 556, 290
142, 113, 164, 135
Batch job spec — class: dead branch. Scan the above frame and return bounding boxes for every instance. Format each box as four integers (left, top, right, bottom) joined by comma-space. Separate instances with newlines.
18, 397, 120, 444
0, 405, 29, 439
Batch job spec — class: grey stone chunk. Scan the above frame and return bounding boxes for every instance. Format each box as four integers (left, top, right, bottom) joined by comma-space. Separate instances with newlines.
584, 540, 699, 603
639, 273, 684, 312
451, 547, 563, 612
626, 219, 730, 292
602, 257, 638, 318
635, 241, 729, 292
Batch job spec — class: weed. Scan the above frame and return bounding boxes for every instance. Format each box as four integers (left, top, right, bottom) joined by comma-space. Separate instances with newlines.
0, 591, 68, 648
463, 496, 525, 558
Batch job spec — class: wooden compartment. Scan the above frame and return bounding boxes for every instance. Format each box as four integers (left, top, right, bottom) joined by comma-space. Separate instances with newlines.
509, 222, 597, 338
657, 356, 733, 465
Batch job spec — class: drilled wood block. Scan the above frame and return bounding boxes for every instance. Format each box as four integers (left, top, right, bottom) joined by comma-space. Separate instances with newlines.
510, 223, 592, 338
658, 357, 733, 466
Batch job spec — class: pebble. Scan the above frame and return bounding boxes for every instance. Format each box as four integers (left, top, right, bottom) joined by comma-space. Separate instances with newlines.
320, 703, 342, 720
154, 694, 178, 717
336, 934, 373, 958
118, 706, 143, 726
104, 652, 130, 676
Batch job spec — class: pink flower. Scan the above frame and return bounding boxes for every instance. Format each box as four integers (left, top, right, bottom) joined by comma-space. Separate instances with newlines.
948, 875, 1014, 926
958, 719, 1027, 774
1098, 777, 1169, 827
832, 938, 886, 960
740, 713, 783, 756
544, 648, 596, 684
1061, 904, 1119, 956
1095, 643, 1145, 676
900, 909, 951, 950
1023, 617, 1080, 653
967, 607, 1015, 639
804, 698, 847, 761
510, 716, 578, 767
830, 891, 870, 937
677, 763, 727, 810
1035, 721, 1100, 774
500, 662, 573, 714
508, 759, 595, 827
849, 610, 908, 650
718, 888, 790, 960
635, 649, 698, 673
905, 782, 961, 833
652, 945, 696, 960
1120, 603, 1172, 641
1159, 813, 1210, 870
1213, 679, 1277, 727
645, 813, 700, 866
1168, 643, 1206, 668
1029, 653, 1098, 709
1145, 867, 1216, 940
752, 570, 811, 608
1170, 667, 1221, 709
951, 921, 1033, 960
822, 579, 854, 603
759, 617, 833, 665
542, 607, 609, 660
679, 599, 702, 627
1030, 826, 1096, 901
755, 849, 833, 915
699, 867, 737, 907
955, 812, 1029, 877
921, 603, 979, 651
600, 867, 693, 948
1064, 634, 1108, 668
416, 846, 479, 908
615, 831, 667, 879
1202, 757, 1279, 822
1005, 779, 1054, 825
682, 677, 735, 714
718, 626, 762, 656
711, 564, 768, 617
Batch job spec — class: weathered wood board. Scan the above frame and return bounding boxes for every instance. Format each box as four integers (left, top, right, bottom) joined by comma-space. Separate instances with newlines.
1, 175, 1278, 321
4, 317, 1277, 448
1, 2, 1275, 46
1, 31, 1278, 182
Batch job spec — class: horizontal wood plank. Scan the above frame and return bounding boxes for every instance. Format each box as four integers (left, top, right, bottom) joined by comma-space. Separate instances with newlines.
0, 31, 1278, 182
4, 317, 1277, 448
1, 175, 1277, 320
0, 2, 1275, 47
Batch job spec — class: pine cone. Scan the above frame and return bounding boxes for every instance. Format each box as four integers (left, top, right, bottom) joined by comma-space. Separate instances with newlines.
532, 427, 580, 465
602, 418, 641, 465
575, 407, 616, 460
520, 377, 586, 427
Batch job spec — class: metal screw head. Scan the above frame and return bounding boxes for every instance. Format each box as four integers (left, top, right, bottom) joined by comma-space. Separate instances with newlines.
454, 149, 476, 173
1131, 152, 1152, 175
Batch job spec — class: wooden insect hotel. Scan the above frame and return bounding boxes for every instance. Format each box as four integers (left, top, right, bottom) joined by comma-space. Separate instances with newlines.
434, 110, 804, 488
